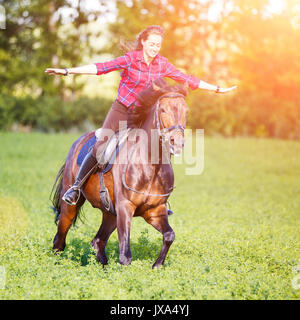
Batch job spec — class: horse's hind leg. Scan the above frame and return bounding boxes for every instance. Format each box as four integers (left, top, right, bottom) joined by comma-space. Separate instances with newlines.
91, 212, 116, 266
53, 195, 85, 252
142, 204, 175, 269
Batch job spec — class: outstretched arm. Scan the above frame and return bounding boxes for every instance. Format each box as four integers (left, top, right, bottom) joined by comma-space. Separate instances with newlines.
45, 64, 97, 75
164, 60, 237, 93
45, 54, 131, 76
198, 80, 237, 93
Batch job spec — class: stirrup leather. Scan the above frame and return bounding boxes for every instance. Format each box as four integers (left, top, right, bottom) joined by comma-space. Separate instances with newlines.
62, 185, 81, 206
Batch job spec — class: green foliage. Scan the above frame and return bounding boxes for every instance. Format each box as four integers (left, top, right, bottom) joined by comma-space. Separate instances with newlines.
34, 95, 112, 132
1, 0, 300, 138
0, 133, 299, 299
0, 95, 112, 132
0, 94, 17, 130
0, 0, 107, 97
187, 90, 300, 139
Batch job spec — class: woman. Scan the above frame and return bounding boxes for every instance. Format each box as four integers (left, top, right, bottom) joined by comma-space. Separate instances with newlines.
45, 25, 236, 205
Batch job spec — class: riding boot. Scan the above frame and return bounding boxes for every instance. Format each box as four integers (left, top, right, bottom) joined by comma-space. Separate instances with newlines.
62, 150, 98, 205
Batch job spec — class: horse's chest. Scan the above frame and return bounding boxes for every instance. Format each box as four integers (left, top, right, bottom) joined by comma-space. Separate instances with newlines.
128, 163, 174, 195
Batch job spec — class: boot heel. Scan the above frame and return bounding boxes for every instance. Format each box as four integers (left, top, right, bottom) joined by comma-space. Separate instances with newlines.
62, 186, 81, 205
61, 150, 98, 206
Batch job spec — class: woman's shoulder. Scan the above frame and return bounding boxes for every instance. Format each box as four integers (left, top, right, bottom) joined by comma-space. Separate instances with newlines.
117, 50, 139, 64
126, 50, 143, 59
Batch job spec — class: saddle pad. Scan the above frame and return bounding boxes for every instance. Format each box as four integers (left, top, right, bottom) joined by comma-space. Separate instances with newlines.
76, 128, 130, 168
76, 135, 97, 166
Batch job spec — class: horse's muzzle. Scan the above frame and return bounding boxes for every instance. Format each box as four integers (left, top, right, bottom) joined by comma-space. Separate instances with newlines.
169, 133, 185, 155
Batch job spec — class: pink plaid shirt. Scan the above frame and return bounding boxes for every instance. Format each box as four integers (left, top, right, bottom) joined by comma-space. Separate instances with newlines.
94, 50, 201, 107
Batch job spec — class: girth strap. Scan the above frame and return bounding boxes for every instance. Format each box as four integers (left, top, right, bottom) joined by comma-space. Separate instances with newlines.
99, 171, 116, 216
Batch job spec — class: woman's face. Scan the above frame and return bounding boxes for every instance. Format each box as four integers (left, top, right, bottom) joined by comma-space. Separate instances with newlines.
141, 33, 162, 59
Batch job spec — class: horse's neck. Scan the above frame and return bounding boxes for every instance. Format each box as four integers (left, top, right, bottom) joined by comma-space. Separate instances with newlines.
126, 105, 174, 192
142, 105, 156, 133
142, 106, 157, 154
140, 106, 171, 165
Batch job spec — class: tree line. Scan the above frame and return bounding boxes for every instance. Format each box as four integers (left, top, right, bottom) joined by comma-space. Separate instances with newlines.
1, 0, 300, 138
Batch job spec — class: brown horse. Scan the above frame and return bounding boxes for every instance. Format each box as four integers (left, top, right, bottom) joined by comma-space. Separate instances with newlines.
51, 80, 188, 268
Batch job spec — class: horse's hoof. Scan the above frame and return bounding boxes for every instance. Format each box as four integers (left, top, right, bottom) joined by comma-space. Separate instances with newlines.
119, 255, 132, 266
97, 254, 108, 266
52, 246, 65, 254
52, 237, 65, 253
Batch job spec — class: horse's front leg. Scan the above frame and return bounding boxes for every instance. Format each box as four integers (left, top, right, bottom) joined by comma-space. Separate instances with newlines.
91, 211, 117, 266
115, 200, 136, 266
143, 204, 175, 269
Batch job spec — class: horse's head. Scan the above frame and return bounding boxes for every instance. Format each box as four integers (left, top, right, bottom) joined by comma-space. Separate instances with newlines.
152, 80, 188, 155
136, 78, 189, 155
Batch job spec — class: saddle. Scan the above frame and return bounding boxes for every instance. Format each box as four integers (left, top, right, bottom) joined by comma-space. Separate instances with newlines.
77, 128, 130, 215
94, 127, 130, 172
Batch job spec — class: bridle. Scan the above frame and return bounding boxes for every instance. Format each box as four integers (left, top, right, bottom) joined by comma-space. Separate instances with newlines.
154, 93, 186, 143
122, 92, 186, 197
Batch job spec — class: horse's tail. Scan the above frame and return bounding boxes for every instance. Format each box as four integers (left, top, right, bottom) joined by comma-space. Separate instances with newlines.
50, 161, 85, 226
50, 162, 66, 225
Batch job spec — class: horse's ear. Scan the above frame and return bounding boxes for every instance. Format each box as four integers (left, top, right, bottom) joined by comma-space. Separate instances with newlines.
152, 81, 161, 91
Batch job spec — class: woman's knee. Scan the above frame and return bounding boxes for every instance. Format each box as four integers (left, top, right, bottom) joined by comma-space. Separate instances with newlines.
92, 140, 106, 159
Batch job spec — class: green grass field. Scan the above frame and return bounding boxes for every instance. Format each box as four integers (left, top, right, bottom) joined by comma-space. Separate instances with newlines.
0, 132, 299, 300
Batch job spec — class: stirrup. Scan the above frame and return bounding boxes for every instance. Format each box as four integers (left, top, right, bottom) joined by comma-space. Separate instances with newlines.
62, 185, 81, 206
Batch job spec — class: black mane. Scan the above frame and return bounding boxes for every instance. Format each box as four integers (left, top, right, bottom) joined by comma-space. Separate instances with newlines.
136, 78, 188, 109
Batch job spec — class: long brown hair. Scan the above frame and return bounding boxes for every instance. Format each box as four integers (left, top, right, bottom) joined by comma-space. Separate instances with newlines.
120, 25, 165, 53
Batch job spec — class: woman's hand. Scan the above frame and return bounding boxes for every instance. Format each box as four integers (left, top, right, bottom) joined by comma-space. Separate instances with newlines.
198, 80, 237, 93
217, 86, 237, 94
45, 68, 67, 76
